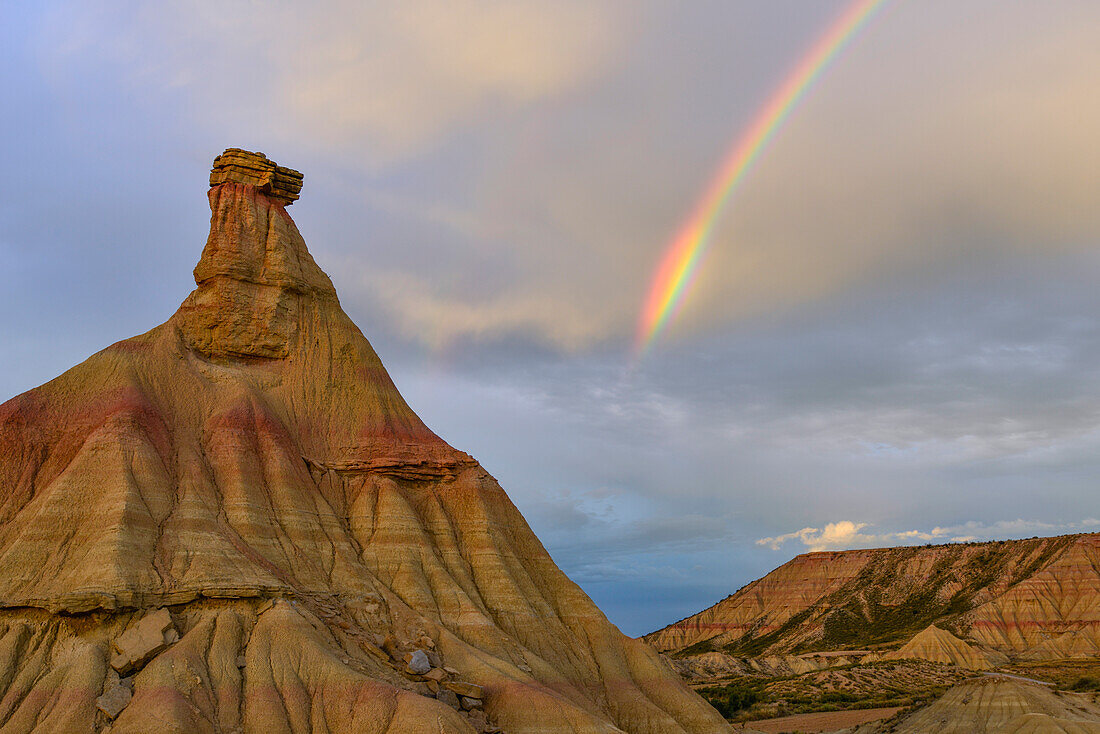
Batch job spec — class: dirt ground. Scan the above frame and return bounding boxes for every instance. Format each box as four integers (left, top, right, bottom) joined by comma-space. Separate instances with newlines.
743, 706, 903, 733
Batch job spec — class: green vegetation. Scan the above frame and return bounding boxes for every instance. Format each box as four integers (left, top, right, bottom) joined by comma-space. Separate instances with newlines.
673, 534, 1079, 661
726, 608, 813, 656
1006, 535, 1076, 588
672, 638, 717, 658
1004, 660, 1100, 690
695, 665, 959, 721
697, 682, 763, 717
815, 585, 958, 651
791, 539, 1067, 653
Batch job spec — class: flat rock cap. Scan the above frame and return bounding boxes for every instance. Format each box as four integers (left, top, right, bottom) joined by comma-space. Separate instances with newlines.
210, 148, 303, 205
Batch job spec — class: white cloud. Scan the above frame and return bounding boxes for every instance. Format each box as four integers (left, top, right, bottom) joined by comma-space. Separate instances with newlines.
758, 518, 1100, 552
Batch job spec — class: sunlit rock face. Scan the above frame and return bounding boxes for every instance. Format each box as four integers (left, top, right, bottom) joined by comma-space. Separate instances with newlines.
0, 150, 729, 734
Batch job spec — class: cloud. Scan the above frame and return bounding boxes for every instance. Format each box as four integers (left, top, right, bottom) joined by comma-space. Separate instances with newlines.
276, 0, 618, 156
41, 0, 621, 161
32, 1, 1100, 352
521, 487, 739, 575
11, 0, 1100, 637
369, 0, 1100, 350
359, 268, 616, 351
758, 518, 1100, 552
650, 3, 1100, 348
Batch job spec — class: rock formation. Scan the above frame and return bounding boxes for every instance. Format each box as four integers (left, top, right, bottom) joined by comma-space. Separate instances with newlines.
879, 624, 1007, 670
0, 149, 729, 733
666, 649, 873, 683
209, 148, 303, 204
646, 534, 1100, 662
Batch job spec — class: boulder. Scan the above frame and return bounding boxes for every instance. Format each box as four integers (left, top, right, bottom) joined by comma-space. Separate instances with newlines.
96, 671, 133, 719
444, 680, 484, 699
436, 688, 461, 709
466, 709, 489, 732
381, 635, 402, 662
404, 649, 431, 675
110, 608, 177, 674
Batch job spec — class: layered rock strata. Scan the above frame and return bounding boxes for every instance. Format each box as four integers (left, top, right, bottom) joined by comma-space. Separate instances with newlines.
879, 624, 1007, 670
0, 152, 728, 733
209, 147, 303, 204
647, 534, 1100, 661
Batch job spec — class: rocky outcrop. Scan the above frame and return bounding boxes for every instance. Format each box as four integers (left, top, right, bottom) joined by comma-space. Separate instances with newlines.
646, 534, 1096, 660
209, 147, 303, 204
109, 608, 177, 674
0, 152, 728, 733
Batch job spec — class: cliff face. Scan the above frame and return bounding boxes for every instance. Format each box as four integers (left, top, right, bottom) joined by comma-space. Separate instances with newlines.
646, 534, 1100, 660
967, 534, 1100, 654
645, 549, 877, 655
0, 153, 729, 734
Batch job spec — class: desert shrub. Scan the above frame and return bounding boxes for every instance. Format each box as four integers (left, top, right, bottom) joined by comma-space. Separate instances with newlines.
700, 682, 763, 717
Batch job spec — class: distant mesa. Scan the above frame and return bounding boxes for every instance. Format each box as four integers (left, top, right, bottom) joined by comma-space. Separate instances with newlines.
647, 534, 1100, 661
209, 147, 303, 205
654, 535, 1100, 730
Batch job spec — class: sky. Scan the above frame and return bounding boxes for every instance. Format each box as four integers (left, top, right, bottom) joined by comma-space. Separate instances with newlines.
2, 0, 1100, 636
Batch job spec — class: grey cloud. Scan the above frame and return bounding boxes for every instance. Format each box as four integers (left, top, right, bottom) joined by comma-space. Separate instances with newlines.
348, 0, 1100, 350
30, 1, 1100, 353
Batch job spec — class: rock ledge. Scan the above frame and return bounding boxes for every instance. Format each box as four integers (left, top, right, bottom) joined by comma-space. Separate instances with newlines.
209, 147, 303, 204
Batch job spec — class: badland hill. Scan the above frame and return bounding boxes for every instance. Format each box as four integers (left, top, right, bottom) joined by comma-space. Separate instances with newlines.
0, 149, 728, 734
648, 534, 1100, 730
648, 533, 1100, 661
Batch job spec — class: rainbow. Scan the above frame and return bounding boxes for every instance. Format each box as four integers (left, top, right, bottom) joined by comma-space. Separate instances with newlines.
635, 0, 890, 355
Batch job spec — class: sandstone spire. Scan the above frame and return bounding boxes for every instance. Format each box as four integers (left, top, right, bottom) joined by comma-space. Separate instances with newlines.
0, 150, 729, 733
